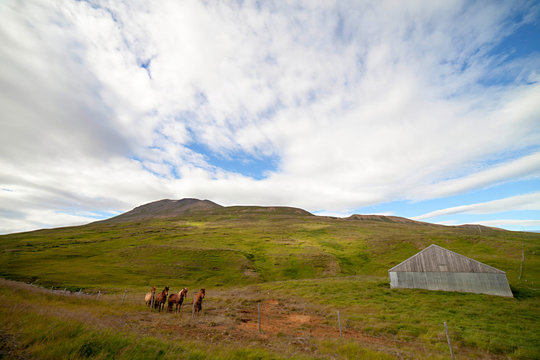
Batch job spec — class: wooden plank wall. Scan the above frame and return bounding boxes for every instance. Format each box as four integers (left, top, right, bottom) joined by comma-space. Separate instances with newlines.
389, 245, 503, 274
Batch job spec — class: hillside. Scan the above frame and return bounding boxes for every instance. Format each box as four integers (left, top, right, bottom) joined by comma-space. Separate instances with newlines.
1, 198, 538, 290
1, 198, 539, 359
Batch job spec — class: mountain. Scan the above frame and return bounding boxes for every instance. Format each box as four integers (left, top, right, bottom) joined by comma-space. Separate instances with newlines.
104, 198, 312, 223
104, 198, 222, 222
2, 197, 536, 291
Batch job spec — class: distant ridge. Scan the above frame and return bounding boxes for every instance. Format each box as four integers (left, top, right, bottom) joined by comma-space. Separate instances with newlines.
456, 224, 504, 231
346, 214, 430, 225
102, 198, 498, 230
105, 198, 222, 222
220, 205, 313, 216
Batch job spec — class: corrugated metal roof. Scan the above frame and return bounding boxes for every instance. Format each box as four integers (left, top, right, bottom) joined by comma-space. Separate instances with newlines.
388, 244, 504, 274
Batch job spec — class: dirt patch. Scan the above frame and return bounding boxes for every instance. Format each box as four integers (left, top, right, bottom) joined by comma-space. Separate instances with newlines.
287, 314, 311, 324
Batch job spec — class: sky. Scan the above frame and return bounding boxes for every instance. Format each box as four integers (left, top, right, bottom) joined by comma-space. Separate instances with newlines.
0, 0, 539, 234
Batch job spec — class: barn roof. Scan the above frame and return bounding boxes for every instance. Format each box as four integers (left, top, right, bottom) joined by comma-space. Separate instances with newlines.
388, 244, 505, 274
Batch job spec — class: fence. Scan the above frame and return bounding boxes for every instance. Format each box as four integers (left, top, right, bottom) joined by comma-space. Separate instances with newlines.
22, 281, 519, 359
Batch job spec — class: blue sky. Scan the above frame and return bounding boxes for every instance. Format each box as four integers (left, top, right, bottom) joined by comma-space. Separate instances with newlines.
0, 0, 539, 234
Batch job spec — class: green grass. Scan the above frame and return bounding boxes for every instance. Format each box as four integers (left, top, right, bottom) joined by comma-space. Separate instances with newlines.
262, 276, 540, 359
0, 300, 287, 360
1, 212, 537, 291
0, 280, 395, 359
0, 208, 539, 358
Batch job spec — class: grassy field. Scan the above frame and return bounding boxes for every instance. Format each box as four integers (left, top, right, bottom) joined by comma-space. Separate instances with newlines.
1, 206, 539, 358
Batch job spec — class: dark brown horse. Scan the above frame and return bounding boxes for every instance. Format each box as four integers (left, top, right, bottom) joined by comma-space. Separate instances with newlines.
154, 286, 169, 312
193, 288, 205, 313
167, 287, 188, 313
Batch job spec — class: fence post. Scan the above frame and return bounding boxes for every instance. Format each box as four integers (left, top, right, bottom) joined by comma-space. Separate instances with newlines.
121, 290, 127, 305
444, 322, 455, 360
258, 303, 262, 334
338, 311, 343, 338
519, 243, 524, 280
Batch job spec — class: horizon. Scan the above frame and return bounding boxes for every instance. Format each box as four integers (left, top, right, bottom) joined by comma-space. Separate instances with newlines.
1, 0, 539, 234
2, 197, 536, 235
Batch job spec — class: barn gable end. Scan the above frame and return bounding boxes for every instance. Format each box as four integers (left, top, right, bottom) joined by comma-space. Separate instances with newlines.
388, 244, 504, 273
388, 244, 513, 297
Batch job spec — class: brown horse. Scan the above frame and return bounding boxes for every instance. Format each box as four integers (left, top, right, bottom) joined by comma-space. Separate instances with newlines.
193, 288, 205, 313
154, 286, 169, 312
167, 287, 188, 313
145, 286, 156, 307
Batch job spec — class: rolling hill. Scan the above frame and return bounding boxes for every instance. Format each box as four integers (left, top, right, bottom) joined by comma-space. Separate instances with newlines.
1, 198, 538, 290
1, 198, 539, 359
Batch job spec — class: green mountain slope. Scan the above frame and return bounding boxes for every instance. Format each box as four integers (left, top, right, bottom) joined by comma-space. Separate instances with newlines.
1, 199, 538, 292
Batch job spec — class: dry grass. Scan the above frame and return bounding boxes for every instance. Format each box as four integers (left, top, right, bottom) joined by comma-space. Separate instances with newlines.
0, 278, 521, 359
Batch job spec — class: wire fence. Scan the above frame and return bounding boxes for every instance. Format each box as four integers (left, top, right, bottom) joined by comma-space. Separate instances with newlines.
21, 281, 533, 359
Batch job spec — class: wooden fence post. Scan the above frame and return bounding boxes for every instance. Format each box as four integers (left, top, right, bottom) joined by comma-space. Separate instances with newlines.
519, 243, 524, 280
258, 303, 262, 334
338, 311, 343, 338
444, 322, 455, 360
121, 290, 127, 305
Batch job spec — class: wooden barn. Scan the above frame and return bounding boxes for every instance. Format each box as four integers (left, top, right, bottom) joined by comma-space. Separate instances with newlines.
388, 244, 513, 297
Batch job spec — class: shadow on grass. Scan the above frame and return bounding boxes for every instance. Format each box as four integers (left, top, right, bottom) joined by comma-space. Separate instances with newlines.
510, 285, 540, 300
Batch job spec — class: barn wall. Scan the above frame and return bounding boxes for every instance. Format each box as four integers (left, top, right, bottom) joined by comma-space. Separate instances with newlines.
389, 271, 513, 297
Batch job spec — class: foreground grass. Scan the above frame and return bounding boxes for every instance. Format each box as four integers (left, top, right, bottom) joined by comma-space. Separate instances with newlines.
0, 280, 395, 360
0, 284, 293, 360
263, 276, 540, 359
2, 277, 537, 359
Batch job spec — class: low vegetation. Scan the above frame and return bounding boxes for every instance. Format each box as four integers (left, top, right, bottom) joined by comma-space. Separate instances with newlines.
0, 203, 539, 358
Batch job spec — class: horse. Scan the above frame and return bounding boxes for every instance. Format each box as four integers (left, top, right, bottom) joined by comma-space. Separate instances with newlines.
145, 286, 156, 307
154, 286, 169, 312
193, 288, 205, 314
167, 287, 188, 313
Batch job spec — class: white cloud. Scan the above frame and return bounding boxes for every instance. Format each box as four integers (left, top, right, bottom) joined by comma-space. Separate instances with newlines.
413, 192, 540, 220
477, 219, 540, 227
1, 0, 539, 233
410, 151, 540, 201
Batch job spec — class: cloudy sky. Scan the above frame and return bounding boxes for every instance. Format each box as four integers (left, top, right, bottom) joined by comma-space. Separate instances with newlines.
1, 0, 539, 234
